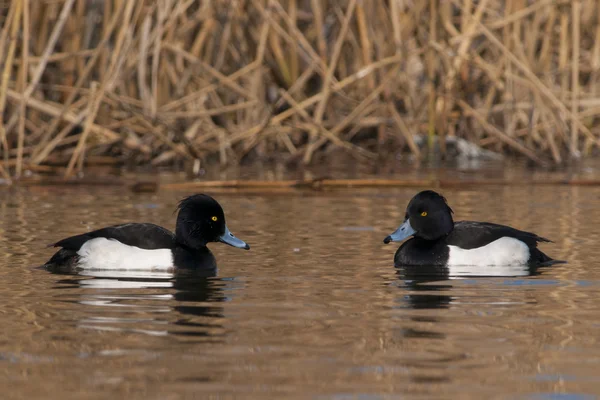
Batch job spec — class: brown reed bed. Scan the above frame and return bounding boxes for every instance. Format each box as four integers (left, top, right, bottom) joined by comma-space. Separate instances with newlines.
0, 0, 599, 183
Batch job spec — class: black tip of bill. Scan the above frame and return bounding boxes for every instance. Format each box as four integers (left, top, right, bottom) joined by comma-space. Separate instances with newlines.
383, 236, 392, 244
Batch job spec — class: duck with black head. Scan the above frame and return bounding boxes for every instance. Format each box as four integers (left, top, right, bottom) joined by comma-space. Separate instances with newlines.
44, 194, 249, 271
383, 190, 562, 267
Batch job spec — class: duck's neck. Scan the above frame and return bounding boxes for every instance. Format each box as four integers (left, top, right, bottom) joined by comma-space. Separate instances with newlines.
176, 240, 209, 254
173, 244, 215, 269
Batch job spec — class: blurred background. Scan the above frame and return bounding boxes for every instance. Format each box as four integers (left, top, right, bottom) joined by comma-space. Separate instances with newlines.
0, 0, 598, 182
3, 2, 600, 398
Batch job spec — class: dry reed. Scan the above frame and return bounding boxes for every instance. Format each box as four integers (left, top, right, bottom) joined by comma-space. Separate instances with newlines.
0, 0, 600, 180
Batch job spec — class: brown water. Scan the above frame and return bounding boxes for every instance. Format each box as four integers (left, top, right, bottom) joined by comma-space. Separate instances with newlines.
2, 177, 600, 399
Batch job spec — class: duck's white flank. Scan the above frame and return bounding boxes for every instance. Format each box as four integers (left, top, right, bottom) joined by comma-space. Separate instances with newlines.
77, 237, 173, 270
447, 237, 530, 266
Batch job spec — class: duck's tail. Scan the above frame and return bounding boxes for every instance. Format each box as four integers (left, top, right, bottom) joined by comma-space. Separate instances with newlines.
532, 248, 566, 266
44, 248, 80, 269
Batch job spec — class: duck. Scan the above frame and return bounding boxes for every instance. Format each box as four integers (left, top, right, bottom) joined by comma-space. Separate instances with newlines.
44, 194, 249, 270
383, 190, 561, 267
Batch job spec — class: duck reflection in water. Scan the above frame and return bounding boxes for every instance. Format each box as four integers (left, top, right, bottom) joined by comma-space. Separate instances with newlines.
48, 263, 234, 341
395, 263, 543, 310
169, 269, 232, 341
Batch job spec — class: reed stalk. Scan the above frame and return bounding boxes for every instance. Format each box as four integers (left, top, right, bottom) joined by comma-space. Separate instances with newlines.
0, 0, 597, 181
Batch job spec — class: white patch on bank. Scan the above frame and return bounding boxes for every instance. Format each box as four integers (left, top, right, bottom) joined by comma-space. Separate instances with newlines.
447, 236, 530, 267
77, 237, 173, 270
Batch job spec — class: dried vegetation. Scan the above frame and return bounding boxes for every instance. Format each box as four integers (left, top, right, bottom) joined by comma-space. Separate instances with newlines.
0, 0, 600, 181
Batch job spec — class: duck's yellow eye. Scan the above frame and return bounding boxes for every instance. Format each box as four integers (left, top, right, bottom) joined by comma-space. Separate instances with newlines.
211, 216, 218, 221
421, 211, 428, 217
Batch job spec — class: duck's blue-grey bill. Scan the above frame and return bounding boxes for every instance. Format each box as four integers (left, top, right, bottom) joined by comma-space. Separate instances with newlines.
383, 219, 416, 244
219, 226, 250, 250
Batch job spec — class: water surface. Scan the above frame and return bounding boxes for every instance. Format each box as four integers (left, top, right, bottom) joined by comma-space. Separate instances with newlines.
1, 179, 599, 399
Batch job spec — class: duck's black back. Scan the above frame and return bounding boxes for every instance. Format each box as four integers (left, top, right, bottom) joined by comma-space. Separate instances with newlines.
52, 223, 176, 251
446, 221, 551, 249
